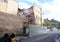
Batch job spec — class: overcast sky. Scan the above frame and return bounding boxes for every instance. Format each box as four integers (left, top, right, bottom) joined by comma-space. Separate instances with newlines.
16, 0, 60, 21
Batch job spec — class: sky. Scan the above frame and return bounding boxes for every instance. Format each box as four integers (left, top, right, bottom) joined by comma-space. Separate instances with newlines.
16, 0, 60, 21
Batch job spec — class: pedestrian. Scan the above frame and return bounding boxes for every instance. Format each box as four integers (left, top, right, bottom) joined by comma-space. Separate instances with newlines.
10, 33, 16, 42
0, 33, 10, 42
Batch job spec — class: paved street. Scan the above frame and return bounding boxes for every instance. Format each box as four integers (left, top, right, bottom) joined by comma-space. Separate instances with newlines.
16, 33, 60, 42
16, 33, 49, 41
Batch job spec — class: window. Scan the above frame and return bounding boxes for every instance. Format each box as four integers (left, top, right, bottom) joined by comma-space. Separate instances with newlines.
2, 0, 8, 3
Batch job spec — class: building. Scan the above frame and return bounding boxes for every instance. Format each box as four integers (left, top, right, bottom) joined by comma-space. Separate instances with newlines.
17, 4, 42, 35
18, 4, 42, 25
0, 0, 18, 15
0, 0, 23, 35
33, 4, 42, 25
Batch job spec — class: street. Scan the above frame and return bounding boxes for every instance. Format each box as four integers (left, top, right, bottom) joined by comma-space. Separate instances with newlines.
16, 33, 60, 42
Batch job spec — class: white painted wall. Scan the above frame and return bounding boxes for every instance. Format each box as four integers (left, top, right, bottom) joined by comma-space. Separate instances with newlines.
29, 25, 48, 37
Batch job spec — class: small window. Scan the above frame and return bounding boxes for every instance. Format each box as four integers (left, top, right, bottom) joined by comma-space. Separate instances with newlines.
28, 15, 30, 17
2, 0, 8, 3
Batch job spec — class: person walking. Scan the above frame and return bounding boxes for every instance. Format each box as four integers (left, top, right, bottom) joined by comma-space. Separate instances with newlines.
10, 33, 16, 42
0, 33, 10, 42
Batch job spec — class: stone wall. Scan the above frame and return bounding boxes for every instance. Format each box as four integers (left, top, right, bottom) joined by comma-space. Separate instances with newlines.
33, 4, 42, 25
0, 0, 18, 15
0, 1, 7, 12
7, 0, 18, 15
0, 12, 23, 35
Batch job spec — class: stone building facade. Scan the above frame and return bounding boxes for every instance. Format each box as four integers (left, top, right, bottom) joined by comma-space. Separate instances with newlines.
0, 0, 23, 35
18, 4, 42, 26
33, 4, 42, 25
17, 4, 42, 35
0, 12, 23, 35
0, 0, 18, 15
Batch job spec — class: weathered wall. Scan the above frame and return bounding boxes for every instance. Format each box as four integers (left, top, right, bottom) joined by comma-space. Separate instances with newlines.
0, 12, 23, 35
0, 1, 7, 12
29, 25, 43, 37
0, 0, 18, 15
7, 0, 18, 15
33, 4, 42, 25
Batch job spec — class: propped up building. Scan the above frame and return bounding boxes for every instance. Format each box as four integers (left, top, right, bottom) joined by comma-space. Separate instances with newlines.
18, 4, 42, 35
18, 4, 42, 26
